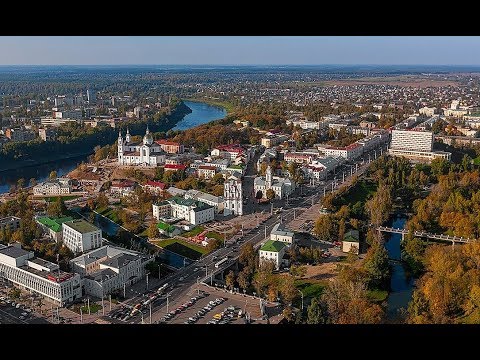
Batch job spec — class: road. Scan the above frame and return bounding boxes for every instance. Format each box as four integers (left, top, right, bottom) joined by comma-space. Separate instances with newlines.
112, 143, 387, 324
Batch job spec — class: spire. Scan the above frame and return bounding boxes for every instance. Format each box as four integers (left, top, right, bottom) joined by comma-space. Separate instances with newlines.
126, 127, 130, 134
145, 125, 150, 135
125, 127, 131, 142
118, 129, 122, 138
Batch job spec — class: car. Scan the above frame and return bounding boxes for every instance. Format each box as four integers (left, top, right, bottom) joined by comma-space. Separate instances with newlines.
19, 316, 25, 320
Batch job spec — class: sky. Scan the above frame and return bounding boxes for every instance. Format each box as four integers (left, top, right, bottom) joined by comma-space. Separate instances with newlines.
0, 36, 479, 65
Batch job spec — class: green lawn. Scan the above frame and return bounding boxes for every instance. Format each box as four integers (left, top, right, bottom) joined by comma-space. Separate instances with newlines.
45, 195, 80, 202
80, 303, 102, 314
474, 156, 480, 166
337, 179, 377, 206
182, 226, 205, 238
96, 207, 121, 223
367, 289, 389, 303
152, 238, 207, 260
295, 279, 328, 299
205, 231, 224, 241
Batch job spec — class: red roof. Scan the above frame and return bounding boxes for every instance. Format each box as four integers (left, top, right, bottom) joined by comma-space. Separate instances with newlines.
156, 139, 181, 146
198, 165, 217, 171
145, 181, 167, 189
112, 180, 136, 188
164, 164, 186, 170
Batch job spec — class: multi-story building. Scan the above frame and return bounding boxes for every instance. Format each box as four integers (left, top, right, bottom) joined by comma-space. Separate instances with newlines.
419, 107, 436, 117
0, 243, 82, 306
319, 143, 364, 161
270, 223, 294, 245
223, 174, 243, 216
254, 165, 295, 200
152, 197, 215, 225
259, 240, 287, 270
155, 139, 184, 154
87, 89, 96, 104
33, 178, 72, 196
5, 128, 36, 142
54, 110, 83, 120
70, 245, 154, 298
142, 180, 167, 195
389, 129, 451, 162
184, 190, 225, 214
62, 220, 102, 254
117, 127, 166, 166
260, 135, 289, 148
110, 180, 136, 197
197, 165, 217, 179
36, 216, 73, 243
40, 117, 78, 127
38, 127, 57, 141
0, 217, 21, 234
305, 156, 343, 181
284, 152, 313, 164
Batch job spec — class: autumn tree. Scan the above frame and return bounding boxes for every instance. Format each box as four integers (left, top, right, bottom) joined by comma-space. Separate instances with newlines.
147, 222, 158, 239
314, 214, 337, 242
266, 189, 276, 201
225, 270, 236, 290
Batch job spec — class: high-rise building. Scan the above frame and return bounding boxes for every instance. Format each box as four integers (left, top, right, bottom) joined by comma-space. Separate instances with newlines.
87, 89, 96, 104
62, 220, 102, 254
390, 129, 433, 152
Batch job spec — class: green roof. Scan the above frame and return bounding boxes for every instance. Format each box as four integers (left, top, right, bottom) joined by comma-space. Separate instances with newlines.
169, 196, 196, 207
229, 165, 244, 169
260, 240, 286, 253
63, 219, 100, 234
37, 216, 73, 233
157, 222, 175, 232
344, 230, 360, 242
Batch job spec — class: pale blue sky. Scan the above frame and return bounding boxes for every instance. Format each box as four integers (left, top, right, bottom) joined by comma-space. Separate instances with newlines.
0, 36, 478, 65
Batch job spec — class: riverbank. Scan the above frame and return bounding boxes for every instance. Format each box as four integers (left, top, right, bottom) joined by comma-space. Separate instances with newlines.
183, 98, 236, 114
0, 100, 192, 173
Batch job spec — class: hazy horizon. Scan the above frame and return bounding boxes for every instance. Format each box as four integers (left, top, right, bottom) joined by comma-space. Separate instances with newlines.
0, 37, 479, 66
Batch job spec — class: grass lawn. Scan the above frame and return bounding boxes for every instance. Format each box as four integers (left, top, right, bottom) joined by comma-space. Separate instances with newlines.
152, 238, 207, 260
474, 156, 480, 166
337, 179, 377, 206
182, 226, 205, 238
45, 195, 80, 202
96, 207, 121, 223
81, 303, 102, 314
205, 231, 223, 241
367, 289, 389, 303
295, 279, 328, 299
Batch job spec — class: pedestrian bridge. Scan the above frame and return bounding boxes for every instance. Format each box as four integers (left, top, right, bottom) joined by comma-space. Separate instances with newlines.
377, 226, 474, 244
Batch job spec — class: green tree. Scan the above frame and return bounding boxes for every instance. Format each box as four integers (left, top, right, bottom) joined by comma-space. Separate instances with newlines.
225, 270, 236, 290
314, 214, 337, 242
17, 178, 25, 189
307, 297, 326, 324
363, 241, 391, 290
279, 275, 297, 305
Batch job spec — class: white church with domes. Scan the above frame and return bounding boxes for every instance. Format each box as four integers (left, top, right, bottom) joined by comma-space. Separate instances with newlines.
117, 127, 166, 166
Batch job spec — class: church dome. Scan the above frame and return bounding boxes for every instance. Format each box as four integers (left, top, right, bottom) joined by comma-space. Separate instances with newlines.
143, 126, 153, 145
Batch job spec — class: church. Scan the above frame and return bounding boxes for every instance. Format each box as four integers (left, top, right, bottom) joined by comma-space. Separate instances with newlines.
254, 165, 295, 200
118, 127, 166, 166
224, 173, 243, 216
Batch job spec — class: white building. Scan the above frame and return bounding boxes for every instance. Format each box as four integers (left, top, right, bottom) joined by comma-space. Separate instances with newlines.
0, 244, 82, 306
419, 107, 436, 117
118, 127, 166, 166
70, 245, 154, 298
305, 156, 342, 181
319, 143, 364, 161
185, 189, 225, 214
152, 197, 215, 225
223, 173, 243, 216
62, 220, 102, 254
33, 178, 71, 196
389, 129, 450, 162
390, 129, 433, 152
197, 165, 217, 179
259, 240, 287, 270
342, 230, 360, 255
270, 223, 294, 245
254, 165, 295, 200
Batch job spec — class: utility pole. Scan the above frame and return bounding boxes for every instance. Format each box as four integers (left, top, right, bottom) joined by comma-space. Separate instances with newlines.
80, 306, 83, 324
123, 283, 126, 299
109, 294, 112, 312
264, 225, 267, 239
166, 293, 170, 314
323, 187, 326, 197
149, 302, 152, 324
87, 297, 91, 315
146, 272, 149, 291
342, 172, 345, 183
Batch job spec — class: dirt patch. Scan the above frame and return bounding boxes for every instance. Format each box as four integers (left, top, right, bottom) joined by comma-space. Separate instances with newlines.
303, 263, 338, 281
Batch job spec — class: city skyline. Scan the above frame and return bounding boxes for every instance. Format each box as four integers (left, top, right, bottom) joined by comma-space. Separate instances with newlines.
0, 36, 480, 65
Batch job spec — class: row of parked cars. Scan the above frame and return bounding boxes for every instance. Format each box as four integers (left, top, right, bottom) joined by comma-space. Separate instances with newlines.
0, 296, 33, 321
160, 291, 211, 323
183, 296, 227, 324
208, 305, 241, 325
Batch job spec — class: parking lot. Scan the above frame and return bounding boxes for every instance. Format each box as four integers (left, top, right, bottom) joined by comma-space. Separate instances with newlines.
155, 284, 266, 324
0, 296, 49, 324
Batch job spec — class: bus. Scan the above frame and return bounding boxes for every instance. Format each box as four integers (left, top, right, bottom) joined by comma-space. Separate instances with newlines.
215, 257, 229, 268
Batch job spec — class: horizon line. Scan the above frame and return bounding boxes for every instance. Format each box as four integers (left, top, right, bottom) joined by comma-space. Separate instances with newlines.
0, 64, 480, 67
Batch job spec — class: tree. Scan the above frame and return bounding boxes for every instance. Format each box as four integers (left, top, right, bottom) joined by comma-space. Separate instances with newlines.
363, 241, 391, 290
279, 275, 297, 305
47, 200, 62, 217
365, 183, 392, 227
237, 269, 250, 291
206, 238, 222, 253
266, 188, 276, 201
16, 178, 25, 189
147, 222, 158, 239
29, 178, 37, 187
49, 170, 57, 179
225, 270, 236, 290
307, 297, 326, 324
96, 192, 109, 209
313, 214, 337, 242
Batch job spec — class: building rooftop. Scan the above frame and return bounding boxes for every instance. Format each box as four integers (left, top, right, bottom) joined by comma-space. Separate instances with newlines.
271, 223, 294, 238
0, 245, 30, 259
102, 253, 138, 270
63, 219, 100, 234
260, 240, 287, 253
344, 230, 360, 243
37, 216, 73, 233
86, 268, 117, 282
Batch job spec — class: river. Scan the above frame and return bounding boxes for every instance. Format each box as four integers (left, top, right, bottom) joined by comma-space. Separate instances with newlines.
173, 100, 227, 130
0, 101, 227, 195
384, 215, 415, 321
